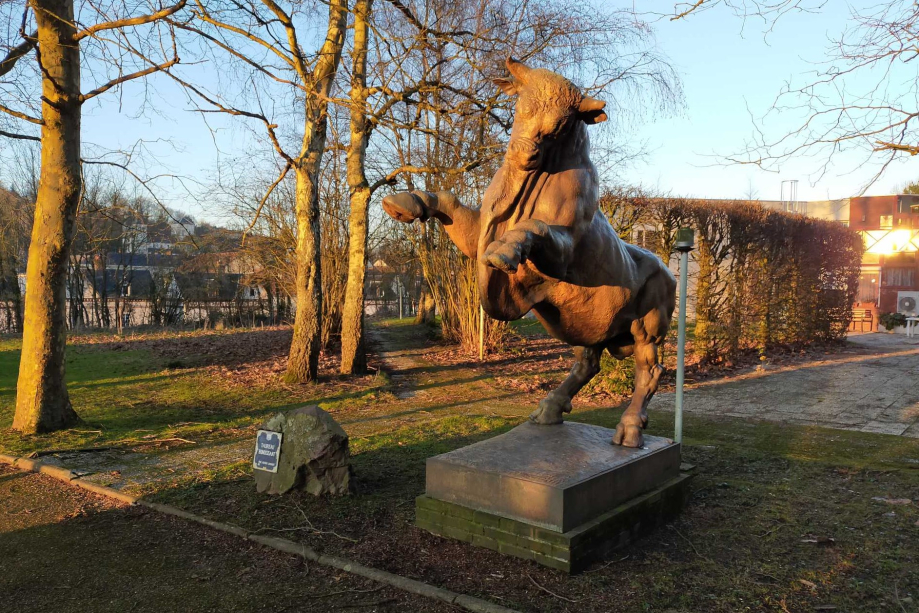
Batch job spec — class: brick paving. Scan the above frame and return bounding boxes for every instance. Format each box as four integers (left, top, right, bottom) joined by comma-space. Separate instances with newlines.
650, 332, 919, 437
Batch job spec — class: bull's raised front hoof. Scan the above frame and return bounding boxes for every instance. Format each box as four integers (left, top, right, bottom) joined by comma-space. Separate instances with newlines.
382, 192, 426, 223
529, 392, 572, 425
611, 423, 644, 448
483, 240, 524, 274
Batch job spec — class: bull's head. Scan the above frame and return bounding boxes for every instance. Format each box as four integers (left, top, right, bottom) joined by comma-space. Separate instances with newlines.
494, 58, 607, 172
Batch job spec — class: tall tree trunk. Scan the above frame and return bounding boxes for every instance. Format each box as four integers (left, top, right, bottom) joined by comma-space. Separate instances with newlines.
287, 165, 323, 382
14, 0, 82, 433
284, 0, 347, 383
341, 0, 373, 375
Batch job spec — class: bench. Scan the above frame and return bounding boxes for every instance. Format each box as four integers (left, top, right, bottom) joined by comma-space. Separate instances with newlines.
850, 309, 874, 332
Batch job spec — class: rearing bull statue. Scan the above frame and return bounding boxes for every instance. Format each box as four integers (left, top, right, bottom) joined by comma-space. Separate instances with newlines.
382, 58, 676, 448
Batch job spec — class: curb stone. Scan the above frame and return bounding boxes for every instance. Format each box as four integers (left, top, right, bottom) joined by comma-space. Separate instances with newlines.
0, 453, 520, 613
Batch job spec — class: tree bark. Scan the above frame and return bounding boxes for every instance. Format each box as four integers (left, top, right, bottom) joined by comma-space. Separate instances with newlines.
341, 0, 373, 375
414, 285, 435, 324
286, 165, 323, 382
284, 0, 347, 383
14, 0, 82, 433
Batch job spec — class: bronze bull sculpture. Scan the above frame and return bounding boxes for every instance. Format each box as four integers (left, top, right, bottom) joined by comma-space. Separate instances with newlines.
382, 58, 676, 447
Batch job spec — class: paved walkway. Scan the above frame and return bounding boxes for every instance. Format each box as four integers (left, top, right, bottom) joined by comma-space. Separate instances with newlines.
650, 332, 919, 437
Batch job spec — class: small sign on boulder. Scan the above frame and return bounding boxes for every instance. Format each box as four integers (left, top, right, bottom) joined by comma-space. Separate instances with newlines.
253, 405, 352, 496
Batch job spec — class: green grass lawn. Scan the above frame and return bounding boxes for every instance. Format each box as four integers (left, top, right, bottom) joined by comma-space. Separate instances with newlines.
152, 402, 919, 613
2, 324, 918, 612
0, 330, 388, 456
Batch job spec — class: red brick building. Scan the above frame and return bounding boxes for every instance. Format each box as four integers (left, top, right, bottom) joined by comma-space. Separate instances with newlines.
846, 194, 919, 313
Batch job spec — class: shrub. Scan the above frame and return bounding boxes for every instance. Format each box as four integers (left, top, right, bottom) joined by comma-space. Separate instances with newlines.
878, 312, 907, 330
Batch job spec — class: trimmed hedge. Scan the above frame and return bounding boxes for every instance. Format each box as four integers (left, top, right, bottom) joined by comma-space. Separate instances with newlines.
600, 190, 864, 362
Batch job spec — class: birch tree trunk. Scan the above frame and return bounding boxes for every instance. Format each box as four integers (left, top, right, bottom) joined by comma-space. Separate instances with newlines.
340, 0, 373, 375
284, 0, 347, 383
14, 0, 82, 433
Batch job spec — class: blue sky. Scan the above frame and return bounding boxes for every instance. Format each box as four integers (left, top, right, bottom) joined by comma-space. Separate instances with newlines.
7, 0, 918, 221
618, 0, 919, 200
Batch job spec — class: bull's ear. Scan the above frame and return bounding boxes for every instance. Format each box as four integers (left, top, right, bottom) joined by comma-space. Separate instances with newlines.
578, 96, 608, 124
493, 77, 518, 96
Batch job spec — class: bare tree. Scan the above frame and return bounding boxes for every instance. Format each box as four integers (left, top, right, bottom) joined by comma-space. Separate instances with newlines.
367, 0, 682, 352
170, 0, 347, 383
0, 0, 186, 433
340, 0, 374, 374
671, 0, 919, 190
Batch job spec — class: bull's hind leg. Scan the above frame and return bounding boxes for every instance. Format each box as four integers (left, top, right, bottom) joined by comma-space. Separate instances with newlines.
612, 341, 663, 447
613, 305, 670, 447
529, 345, 602, 424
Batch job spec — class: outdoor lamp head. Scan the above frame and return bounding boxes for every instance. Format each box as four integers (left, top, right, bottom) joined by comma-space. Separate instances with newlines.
675, 227, 694, 253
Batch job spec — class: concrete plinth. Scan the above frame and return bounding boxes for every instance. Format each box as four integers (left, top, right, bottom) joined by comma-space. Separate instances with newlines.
417, 421, 692, 572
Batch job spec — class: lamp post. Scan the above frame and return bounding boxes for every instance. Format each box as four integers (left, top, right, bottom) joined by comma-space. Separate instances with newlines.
674, 227, 694, 445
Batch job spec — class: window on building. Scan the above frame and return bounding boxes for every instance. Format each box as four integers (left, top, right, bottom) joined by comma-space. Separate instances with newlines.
883, 267, 915, 287
857, 272, 879, 303
880, 215, 894, 229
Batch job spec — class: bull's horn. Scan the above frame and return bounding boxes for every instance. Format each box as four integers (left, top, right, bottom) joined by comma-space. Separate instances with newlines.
506, 57, 530, 82
578, 96, 606, 113
578, 96, 608, 124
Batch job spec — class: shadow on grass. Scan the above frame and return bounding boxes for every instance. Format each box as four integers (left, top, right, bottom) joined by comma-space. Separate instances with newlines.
339, 391, 530, 427
146, 406, 919, 613
0, 498, 433, 612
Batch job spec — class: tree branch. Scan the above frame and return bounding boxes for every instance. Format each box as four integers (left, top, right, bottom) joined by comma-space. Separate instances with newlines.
0, 128, 40, 141
165, 70, 293, 164
369, 160, 481, 194
0, 31, 37, 78
74, 0, 188, 41
260, 0, 310, 82
80, 57, 179, 102
166, 18, 302, 90
875, 141, 919, 155
382, 0, 474, 38
671, 0, 708, 21
242, 161, 291, 244
0, 101, 43, 124
190, 0, 295, 69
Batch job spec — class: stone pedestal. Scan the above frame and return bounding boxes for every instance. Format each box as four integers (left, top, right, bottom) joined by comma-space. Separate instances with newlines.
415, 421, 692, 573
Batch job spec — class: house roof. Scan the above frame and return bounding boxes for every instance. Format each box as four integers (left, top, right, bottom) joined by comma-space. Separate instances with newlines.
84, 268, 156, 298
173, 271, 255, 301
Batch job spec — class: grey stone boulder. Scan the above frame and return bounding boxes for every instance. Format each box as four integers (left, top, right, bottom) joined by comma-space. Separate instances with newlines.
254, 405, 352, 496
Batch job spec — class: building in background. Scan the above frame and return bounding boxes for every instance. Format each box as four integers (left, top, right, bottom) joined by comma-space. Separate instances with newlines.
746, 194, 919, 319
847, 194, 919, 314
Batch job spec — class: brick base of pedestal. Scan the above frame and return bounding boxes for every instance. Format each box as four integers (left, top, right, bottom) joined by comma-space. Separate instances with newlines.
415, 470, 694, 573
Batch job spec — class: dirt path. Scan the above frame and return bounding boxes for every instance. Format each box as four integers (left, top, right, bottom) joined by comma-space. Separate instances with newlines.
0, 464, 450, 612
650, 332, 919, 437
